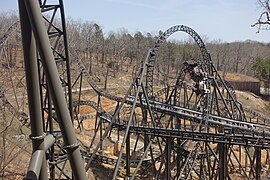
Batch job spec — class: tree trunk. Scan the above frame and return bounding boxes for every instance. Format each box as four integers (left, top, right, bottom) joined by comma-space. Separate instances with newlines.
101, 53, 105, 68
88, 51, 92, 75
104, 67, 109, 90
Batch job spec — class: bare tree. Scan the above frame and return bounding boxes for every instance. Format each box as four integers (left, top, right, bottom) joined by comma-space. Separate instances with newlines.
252, 0, 270, 32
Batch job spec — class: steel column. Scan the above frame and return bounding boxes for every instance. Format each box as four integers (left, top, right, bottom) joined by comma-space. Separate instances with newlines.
47, 90, 55, 180
255, 147, 261, 179
25, 150, 44, 179
18, 1, 47, 179
126, 132, 131, 177
219, 143, 228, 180
59, 0, 74, 121
140, 92, 149, 152
23, 0, 87, 179
166, 137, 171, 180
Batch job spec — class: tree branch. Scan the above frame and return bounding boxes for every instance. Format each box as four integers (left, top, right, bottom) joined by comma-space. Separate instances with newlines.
252, 0, 270, 33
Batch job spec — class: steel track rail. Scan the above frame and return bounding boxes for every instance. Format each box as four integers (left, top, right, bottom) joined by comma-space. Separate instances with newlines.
71, 56, 270, 145
0, 86, 29, 125
72, 48, 270, 130
99, 114, 270, 148
145, 25, 212, 98
0, 21, 19, 48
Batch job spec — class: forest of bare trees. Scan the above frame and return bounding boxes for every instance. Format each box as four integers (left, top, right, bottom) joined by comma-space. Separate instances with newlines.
1, 11, 270, 82
66, 19, 270, 78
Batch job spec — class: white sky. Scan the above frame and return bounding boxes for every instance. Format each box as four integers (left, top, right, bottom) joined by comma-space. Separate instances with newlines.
1, 0, 270, 43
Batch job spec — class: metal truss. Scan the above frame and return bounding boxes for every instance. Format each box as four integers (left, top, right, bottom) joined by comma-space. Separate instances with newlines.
19, 0, 86, 179
37, 1, 75, 179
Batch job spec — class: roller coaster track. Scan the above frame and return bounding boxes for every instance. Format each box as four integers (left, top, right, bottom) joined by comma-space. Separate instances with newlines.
69, 26, 270, 178
71, 49, 122, 102
2, 19, 268, 178
81, 150, 153, 166
0, 22, 28, 125
72, 90, 270, 149
0, 86, 29, 125
72, 40, 270, 134
70, 23, 270, 179
70, 50, 269, 179
13, 1, 270, 178
146, 25, 212, 98
4, 34, 266, 178
0, 21, 19, 49
153, 83, 270, 122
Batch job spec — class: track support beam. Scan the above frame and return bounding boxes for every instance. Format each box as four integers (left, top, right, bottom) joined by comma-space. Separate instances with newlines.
19, 1, 47, 179
21, 0, 87, 179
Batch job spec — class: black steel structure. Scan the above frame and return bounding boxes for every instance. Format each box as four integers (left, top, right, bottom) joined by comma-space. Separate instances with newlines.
19, 0, 86, 179
6, 0, 269, 179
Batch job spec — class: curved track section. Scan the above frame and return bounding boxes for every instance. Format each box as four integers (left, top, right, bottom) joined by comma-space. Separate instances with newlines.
0, 21, 27, 124
146, 25, 212, 98
70, 49, 122, 102
0, 21, 19, 49
0, 86, 28, 126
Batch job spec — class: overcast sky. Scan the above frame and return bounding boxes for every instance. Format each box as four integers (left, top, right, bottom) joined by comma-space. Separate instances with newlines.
1, 0, 270, 43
